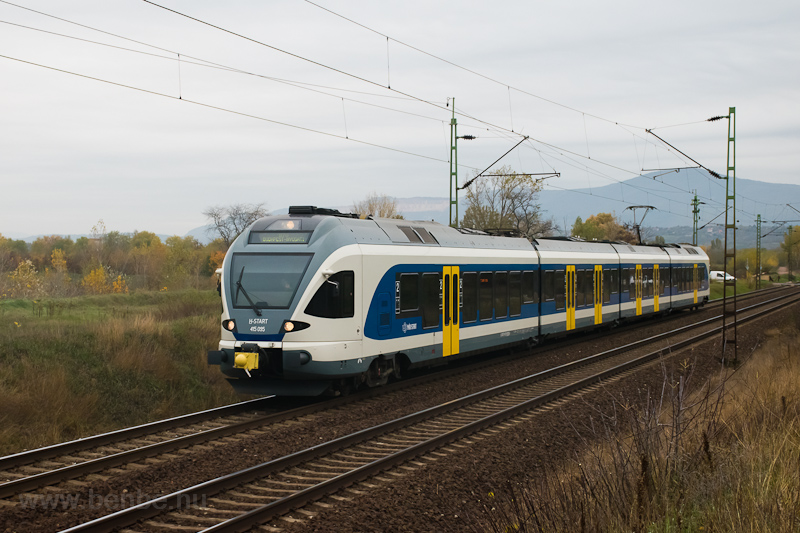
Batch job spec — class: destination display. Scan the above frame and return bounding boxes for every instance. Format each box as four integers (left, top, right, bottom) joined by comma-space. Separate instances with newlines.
248, 231, 312, 244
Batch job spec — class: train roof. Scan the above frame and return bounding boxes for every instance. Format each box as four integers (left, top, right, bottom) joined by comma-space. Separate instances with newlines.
241, 208, 534, 251
239, 207, 708, 260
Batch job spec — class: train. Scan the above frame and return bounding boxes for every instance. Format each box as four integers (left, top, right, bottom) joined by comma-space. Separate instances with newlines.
207, 206, 710, 396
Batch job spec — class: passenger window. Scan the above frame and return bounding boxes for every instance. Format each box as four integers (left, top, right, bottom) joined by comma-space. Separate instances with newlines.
543, 270, 555, 302
609, 268, 618, 295
621, 268, 629, 295
479, 272, 493, 321
495, 272, 508, 319
399, 273, 419, 312
554, 270, 566, 310
305, 271, 355, 318
522, 271, 535, 303
421, 273, 440, 328
603, 269, 611, 303
462, 272, 477, 323
509, 271, 522, 317
577, 269, 588, 308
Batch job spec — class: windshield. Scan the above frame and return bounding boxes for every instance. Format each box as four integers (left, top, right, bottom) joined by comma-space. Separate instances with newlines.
230, 253, 313, 310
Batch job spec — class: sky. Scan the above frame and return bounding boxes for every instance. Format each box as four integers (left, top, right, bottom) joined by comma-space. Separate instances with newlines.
1, 0, 798, 238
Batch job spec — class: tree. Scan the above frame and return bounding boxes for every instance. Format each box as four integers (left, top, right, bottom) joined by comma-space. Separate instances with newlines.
460, 165, 554, 239
204, 203, 268, 248
0, 234, 28, 272
780, 225, 800, 279
104, 232, 133, 274
704, 238, 724, 270
82, 266, 111, 294
351, 193, 403, 219
44, 248, 72, 296
130, 231, 166, 289
29, 235, 74, 271
571, 212, 637, 243
9, 259, 41, 298
164, 236, 206, 289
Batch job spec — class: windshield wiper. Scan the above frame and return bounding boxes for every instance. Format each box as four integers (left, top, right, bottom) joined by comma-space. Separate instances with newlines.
235, 266, 263, 316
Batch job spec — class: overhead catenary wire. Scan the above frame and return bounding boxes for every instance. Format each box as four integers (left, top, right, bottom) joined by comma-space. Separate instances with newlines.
7, 0, 792, 223
140, 0, 529, 141
8, 0, 701, 200
300, 0, 646, 130
0, 53, 448, 164
0, 18, 453, 125
143, 0, 707, 190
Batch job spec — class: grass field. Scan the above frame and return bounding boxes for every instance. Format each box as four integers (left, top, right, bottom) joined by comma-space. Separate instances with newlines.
0, 290, 238, 455
470, 313, 800, 532
709, 279, 774, 300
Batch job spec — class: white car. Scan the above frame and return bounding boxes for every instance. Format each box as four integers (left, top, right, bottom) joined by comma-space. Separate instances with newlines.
710, 270, 735, 281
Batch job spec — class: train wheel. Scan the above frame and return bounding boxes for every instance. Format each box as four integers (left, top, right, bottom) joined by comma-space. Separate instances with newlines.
365, 358, 390, 387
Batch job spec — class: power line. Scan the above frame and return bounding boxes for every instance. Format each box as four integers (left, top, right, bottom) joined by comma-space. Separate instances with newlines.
0, 53, 448, 164
141, 0, 526, 140
0, 17, 454, 126
301, 0, 645, 129
7, 0, 681, 195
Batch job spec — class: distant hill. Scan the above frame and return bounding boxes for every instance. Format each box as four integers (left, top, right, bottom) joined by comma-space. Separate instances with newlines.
10, 173, 798, 248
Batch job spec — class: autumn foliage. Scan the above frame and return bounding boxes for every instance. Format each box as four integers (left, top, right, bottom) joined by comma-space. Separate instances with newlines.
0, 225, 227, 299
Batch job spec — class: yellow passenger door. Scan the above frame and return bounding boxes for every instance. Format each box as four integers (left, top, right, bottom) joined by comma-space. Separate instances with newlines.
566, 266, 576, 330
635, 264, 643, 316
594, 265, 603, 325
654, 265, 660, 312
442, 266, 460, 356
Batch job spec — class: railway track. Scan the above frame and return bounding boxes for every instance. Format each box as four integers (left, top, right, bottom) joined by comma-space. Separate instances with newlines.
0, 286, 791, 512
59, 287, 800, 533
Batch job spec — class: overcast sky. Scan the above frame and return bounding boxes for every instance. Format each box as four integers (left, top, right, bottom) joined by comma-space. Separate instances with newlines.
1, 0, 798, 238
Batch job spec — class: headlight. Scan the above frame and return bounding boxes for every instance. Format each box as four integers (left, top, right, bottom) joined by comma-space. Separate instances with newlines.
222, 319, 236, 332
282, 320, 310, 333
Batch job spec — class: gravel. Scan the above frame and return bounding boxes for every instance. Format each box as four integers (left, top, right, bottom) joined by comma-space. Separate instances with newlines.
2, 292, 794, 533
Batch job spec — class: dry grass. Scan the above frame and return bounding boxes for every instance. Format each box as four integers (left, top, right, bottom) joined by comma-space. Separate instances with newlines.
467, 323, 800, 532
0, 290, 238, 455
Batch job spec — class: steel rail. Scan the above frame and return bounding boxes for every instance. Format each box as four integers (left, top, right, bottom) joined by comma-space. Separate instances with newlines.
0, 397, 273, 472
203, 290, 800, 533
6, 286, 790, 501
61, 289, 800, 533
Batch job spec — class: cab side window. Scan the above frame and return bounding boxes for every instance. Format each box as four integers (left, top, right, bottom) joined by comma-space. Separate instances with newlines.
305, 271, 355, 318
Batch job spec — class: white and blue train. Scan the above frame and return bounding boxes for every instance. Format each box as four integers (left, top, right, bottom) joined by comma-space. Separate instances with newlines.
207, 206, 710, 396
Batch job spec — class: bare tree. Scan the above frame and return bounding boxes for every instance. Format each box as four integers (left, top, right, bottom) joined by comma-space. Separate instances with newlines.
351, 193, 403, 219
460, 165, 554, 239
204, 203, 268, 247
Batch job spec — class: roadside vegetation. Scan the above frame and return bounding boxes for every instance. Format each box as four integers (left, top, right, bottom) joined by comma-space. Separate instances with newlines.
0, 290, 238, 455
468, 319, 800, 532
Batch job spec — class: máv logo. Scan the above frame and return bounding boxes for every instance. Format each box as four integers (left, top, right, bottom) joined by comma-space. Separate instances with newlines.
401, 322, 417, 334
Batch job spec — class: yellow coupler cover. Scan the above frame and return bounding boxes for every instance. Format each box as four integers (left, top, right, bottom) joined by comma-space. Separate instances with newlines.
234, 352, 259, 371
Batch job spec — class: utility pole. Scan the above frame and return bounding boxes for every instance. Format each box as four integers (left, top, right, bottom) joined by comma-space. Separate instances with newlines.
449, 99, 458, 228
720, 107, 737, 365
756, 214, 762, 290
448, 98, 475, 227
788, 225, 794, 282
691, 191, 705, 246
